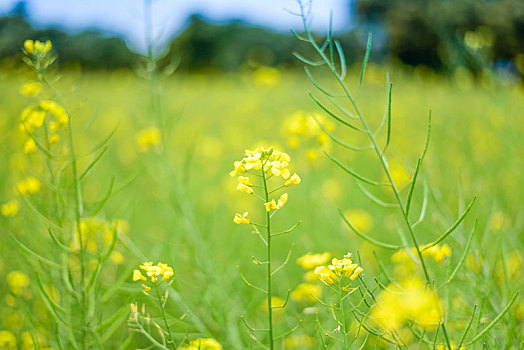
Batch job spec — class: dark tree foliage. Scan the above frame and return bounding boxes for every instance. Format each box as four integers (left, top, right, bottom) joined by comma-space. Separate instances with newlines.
356, 0, 524, 73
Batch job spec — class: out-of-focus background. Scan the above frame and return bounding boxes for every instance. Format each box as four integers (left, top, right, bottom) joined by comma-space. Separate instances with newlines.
1, 0, 523, 348
0, 0, 523, 76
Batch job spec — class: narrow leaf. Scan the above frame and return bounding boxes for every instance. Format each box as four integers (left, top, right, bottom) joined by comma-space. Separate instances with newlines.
325, 152, 389, 187
340, 210, 401, 250
309, 93, 364, 132
424, 196, 476, 249
360, 32, 373, 85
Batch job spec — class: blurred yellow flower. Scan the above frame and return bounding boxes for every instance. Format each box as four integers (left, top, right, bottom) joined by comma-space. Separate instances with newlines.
0, 331, 17, 350
20, 81, 42, 96
180, 338, 222, 350
254, 66, 281, 87
277, 193, 288, 208
1, 200, 19, 217
23, 139, 36, 154
291, 283, 322, 303
297, 252, 331, 270
137, 127, 161, 151
283, 334, 315, 348
16, 176, 41, 196
370, 278, 443, 333
7, 270, 30, 296
344, 209, 373, 233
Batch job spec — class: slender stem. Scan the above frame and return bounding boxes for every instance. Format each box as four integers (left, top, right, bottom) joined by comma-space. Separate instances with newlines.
339, 286, 348, 349
154, 282, 175, 349
261, 169, 274, 349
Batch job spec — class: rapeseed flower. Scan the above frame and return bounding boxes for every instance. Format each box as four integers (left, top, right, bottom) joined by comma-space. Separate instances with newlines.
314, 253, 363, 285
297, 252, 331, 270
133, 261, 175, 292
370, 278, 444, 333
291, 283, 322, 303
137, 127, 161, 151
20, 81, 42, 96
7, 271, 30, 296
1, 200, 19, 217
233, 212, 249, 225
0, 331, 17, 350
23, 139, 36, 154
284, 173, 301, 186
236, 183, 253, 194
180, 338, 222, 350
16, 176, 41, 196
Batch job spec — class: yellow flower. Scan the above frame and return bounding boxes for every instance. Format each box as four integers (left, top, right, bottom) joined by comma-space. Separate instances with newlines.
264, 199, 278, 212
180, 338, 222, 350
237, 176, 253, 186
20, 81, 42, 96
297, 252, 331, 270
314, 252, 363, 285
284, 173, 301, 186
233, 212, 250, 225
269, 160, 291, 179
21, 107, 45, 131
254, 66, 281, 87
7, 271, 30, 296
23, 139, 37, 154
34, 40, 52, 54
158, 262, 175, 282
314, 266, 337, 284
49, 133, 60, 145
0, 331, 17, 350
39, 100, 68, 125
229, 161, 246, 177
23, 39, 34, 54
140, 261, 153, 270
291, 283, 322, 303
17, 176, 41, 196
146, 265, 162, 282
277, 193, 288, 209
370, 278, 444, 333
133, 269, 146, 281
236, 183, 254, 194
141, 284, 151, 292
283, 334, 315, 348
345, 209, 373, 233
1, 200, 19, 217
137, 127, 161, 151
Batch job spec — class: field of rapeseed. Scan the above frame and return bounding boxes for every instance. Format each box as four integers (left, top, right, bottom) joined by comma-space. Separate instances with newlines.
0, 7, 523, 349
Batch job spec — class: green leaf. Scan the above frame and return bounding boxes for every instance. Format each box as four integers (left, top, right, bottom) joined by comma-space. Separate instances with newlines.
360, 32, 373, 85
339, 210, 401, 250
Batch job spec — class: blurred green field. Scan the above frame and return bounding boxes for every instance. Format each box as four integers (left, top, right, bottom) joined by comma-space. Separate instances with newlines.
0, 61, 523, 349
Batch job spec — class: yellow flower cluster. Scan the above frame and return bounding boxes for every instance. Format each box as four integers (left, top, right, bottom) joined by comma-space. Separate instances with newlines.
16, 176, 41, 196
180, 338, 222, 350
229, 146, 295, 179
133, 262, 174, 292
1, 200, 19, 217
231, 146, 300, 224
20, 100, 68, 136
314, 253, 363, 285
23, 39, 52, 56
370, 278, 444, 333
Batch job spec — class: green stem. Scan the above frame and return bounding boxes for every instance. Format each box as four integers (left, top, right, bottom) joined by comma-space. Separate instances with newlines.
261, 169, 274, 350
154, 282, 175, 349
339, 286, 348, 349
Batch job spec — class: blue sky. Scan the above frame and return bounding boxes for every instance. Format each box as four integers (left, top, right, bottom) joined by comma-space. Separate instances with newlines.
0, 0, 351, 52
